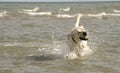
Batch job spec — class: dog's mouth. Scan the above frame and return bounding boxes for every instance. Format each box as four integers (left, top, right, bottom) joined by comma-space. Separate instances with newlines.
78, 32, 88, 40
71, 31, 88, 44
79, 36, 88, 40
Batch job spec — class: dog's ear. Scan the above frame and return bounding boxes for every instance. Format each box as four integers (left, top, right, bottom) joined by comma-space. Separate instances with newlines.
76, 25, 85, 32
79, 25, 84, 29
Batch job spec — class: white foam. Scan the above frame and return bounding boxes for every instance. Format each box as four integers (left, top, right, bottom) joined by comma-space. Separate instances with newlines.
59, 7, 71, 12
113, 10, 120, 13
0, 11, 7, 17
107, 13, 120, 16
19, 11, 52, 16
87, 12, 120, 18
77, 12, 120, 19
87, 12, 106, 17
54, 12, 120, 19
55, 14, 77, 18
27, 12, 51, 16
64, 51, 78, 59
21, 7, 39, 12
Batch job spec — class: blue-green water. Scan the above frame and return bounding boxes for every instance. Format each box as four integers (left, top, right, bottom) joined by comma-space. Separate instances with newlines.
0, 2, 120, 73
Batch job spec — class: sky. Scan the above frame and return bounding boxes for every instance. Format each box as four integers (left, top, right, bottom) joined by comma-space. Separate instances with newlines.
0, 0, 118, 2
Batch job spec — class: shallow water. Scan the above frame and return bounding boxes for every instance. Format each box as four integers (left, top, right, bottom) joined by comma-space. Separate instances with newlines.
0, 2, 120, 73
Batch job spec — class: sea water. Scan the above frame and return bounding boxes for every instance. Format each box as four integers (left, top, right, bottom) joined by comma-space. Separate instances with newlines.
0, 2, 120, 73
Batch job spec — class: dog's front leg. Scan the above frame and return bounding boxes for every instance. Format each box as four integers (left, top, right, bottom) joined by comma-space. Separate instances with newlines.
80, 42, 84, 48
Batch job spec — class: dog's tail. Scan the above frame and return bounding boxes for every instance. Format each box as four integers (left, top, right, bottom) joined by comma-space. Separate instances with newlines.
75, 14, 82, 28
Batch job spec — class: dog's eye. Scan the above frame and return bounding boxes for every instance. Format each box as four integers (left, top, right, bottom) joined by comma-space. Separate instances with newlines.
77, 32, 87, 36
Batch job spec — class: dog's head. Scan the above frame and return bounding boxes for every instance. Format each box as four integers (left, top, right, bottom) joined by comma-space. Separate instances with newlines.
76, 26, 88, 41
70, 26, 88, 44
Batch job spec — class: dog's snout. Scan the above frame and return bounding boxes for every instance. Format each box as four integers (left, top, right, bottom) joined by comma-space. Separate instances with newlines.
77, 31, 88, 40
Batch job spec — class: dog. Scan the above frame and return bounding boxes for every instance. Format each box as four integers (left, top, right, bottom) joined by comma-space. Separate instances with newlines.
65, 14, 92, 59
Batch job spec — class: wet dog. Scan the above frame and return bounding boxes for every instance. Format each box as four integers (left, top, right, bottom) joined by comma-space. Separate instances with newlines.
65, 14, 92, 59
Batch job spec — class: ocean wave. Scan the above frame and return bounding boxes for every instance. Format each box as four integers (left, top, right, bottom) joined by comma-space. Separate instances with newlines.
19, 11, 52, 16
26, 12, 52, 16
18, 10, 120, 18
87, 12, 120, 17
0, 11, 7, 17
21, 7, 39, 12
113, 10, 120, 13
55, 14, 77, 18
59, 7, 71, 12
75, 12, 120, 19
55, 12, 107, 19
87, 12, 106, 17
0, 42, 43, 47
106, 13, 120, 16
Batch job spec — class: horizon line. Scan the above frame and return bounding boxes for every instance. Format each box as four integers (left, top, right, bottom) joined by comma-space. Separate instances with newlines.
0, 1, 119, 2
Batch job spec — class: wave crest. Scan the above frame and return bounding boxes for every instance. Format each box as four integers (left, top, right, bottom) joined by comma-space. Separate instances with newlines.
19, 11, 52, 16
55, 14, 77, 18
59, 7, 71, 12
0, 11, 7, 17
21, 7, 39, 12
113, 10, 120, 13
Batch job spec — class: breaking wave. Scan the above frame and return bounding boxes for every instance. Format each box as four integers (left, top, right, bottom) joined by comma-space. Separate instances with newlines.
59, 7, 71, 12
19, 12, 120, 18
54, 12, 120, 19
19, 11, 52, 16
55, 14, 77, 18
21, 7, 39, 12
17, 7, 120, 18
113, 9, 120, 13
18, 7, 52, 16
87, 12, 120, 17
0, 11, 7, 17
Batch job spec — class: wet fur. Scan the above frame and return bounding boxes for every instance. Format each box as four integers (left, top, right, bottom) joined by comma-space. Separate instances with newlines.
67, 26, 88, 56
65, 14, 91, 59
